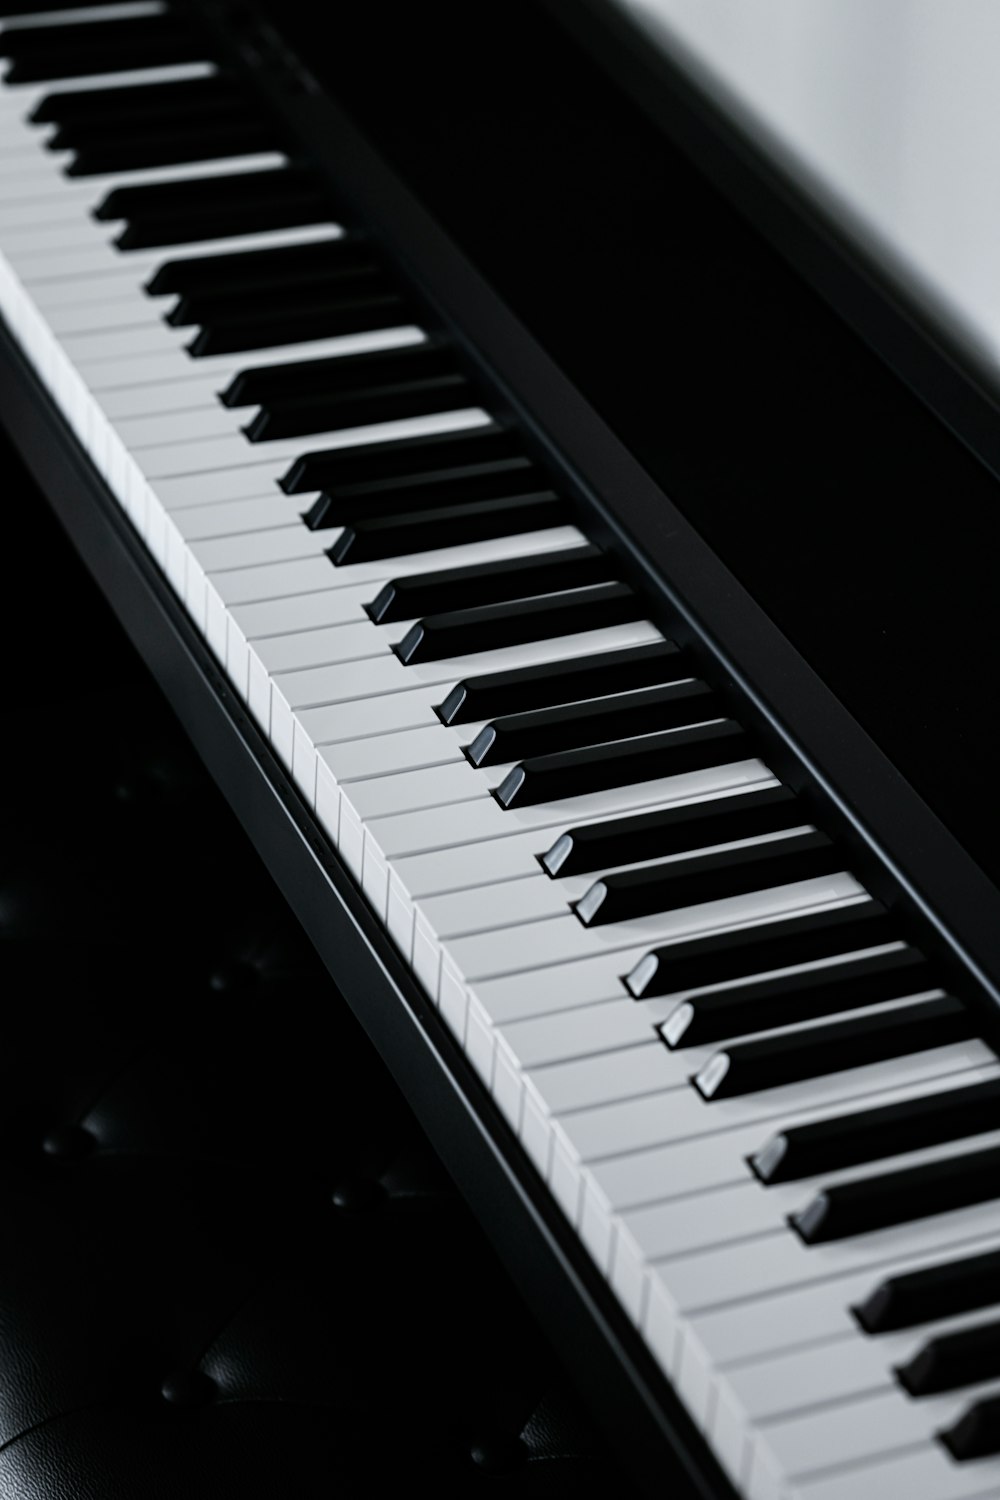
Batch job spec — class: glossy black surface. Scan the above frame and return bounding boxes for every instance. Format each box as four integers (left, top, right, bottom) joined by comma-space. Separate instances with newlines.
626, 901, 893, 999
437, 641, 682, 727
542, 784, 798, 877
265, 0, 1000, 893
752, 1076, 999, 1185
331, 491, 565, 565
664, 946, 930, 1048
495, 721, 749, 809
366, 545, 609, 625
696, 996, 972, 1101
576, 828, 838, 927
0, 420, 641, 1500
855, 1247, 1000, 1334
469, 679, 717, 769
794, 1142, 1000, 1246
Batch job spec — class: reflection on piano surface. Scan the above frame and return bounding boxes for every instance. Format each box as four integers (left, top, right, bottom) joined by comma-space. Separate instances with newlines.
3, 3, 1000, 1497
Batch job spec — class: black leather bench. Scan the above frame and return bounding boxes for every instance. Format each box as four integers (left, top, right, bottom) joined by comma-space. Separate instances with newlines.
0, 427, 634, 1498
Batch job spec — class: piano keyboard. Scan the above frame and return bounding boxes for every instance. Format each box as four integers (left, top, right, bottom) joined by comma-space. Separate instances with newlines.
2, 5, 1000, 1497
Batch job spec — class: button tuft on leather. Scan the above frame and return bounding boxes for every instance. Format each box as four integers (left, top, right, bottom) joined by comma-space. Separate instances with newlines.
41, 1125, 96, 1161
207, 959, 259, 994
330, 1175, 384, 1213
468, 1433, 529, 1473
160, 1369, 217, 1408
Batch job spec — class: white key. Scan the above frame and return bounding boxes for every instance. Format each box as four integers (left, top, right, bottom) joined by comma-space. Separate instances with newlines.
548, 1028, 980, 1171
132, 406, 490, 478
616, 1122, 1000, 1275
512, 1038, 991, 1255
445, 874, 863, 990
691, 1228, 1000, 1367
0, 61, 216, 107
169, 495, 305, 541
184, 524, 334, 571
19, 224, 351, 286
587, 1062, 1000, 1219
274, 616, 659, 717
24, 225, 344, 297
763, 1385, 999, 1493
214, 523, 584, 615
303, 627, 665, 812
9, 87, 990, 1500
221, 529, 599, 728
415, 824, 817, 948
229, 583, 394, 639
660, 1177, 1000, 1317
383, 782, 783, 955
792, 1442, 1000, 1500
360, 761, 775, 956
646, 1210, 1000, 1476
80, 327, 424, 398
0, 152, 289, 212
0, 4, 166, 28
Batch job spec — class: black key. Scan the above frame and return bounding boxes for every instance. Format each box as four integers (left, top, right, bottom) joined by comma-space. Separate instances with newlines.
148, 238, 375, 300
2, 16, 203, 83
96, 167, 322, 222
65, 118, 278, 177
753, 1076, 999, 1187
31, 75, 247, 126
577, 828, 838, 927
10, 0, 157, 14
49, 93, 246, 148
302, 458, 543, 529
542, 784, 800, 877
244, 373, 471, 441
165, 266, 390, 326
626, 901, 894, 999
280, 425, 522, 495
436, 641, 683, 725
395, 582, 639, 666
941, 1395, 1000, 1459
855, 1247, 1000, 1335
897, 1315, 1000, 1395
664, 944, 931, 1047
468, 679, 719, 768
95, 169, 334, 251
49, 91, 251, 142
330, 492, 566, 566
495, 720, 750, 811
366, 545, 611, 624
220, 343, 450, 408
187, 291, 407, 356
794, 1142, 1000, 1247
695, 995, 973, 1101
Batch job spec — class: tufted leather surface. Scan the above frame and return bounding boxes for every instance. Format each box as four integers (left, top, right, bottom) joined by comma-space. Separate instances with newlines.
0, 427, 638, 1497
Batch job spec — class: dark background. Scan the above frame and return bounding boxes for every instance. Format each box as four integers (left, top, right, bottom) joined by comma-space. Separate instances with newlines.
262, 0, 1000, 891
0, 421, 636, 1496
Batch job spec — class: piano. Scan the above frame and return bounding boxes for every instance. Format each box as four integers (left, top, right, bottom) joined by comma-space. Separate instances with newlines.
3, 2, 1000, 1496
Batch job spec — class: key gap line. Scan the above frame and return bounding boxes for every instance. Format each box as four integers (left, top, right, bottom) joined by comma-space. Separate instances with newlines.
756, 1376, 892, 1431
681, 1224, 1000, 1317
789, 1436, 934, 1484
570, 1054, 988, 1152
462, 890, 866, 984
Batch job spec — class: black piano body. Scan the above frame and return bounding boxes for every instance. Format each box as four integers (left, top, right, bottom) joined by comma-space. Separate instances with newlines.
2, 3, 1000, 1496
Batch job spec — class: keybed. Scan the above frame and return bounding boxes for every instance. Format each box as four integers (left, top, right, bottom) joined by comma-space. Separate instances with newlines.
2, 6, 999, 1497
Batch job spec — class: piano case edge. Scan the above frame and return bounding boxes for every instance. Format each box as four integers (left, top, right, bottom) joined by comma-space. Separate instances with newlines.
0, 315, 737, 1500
